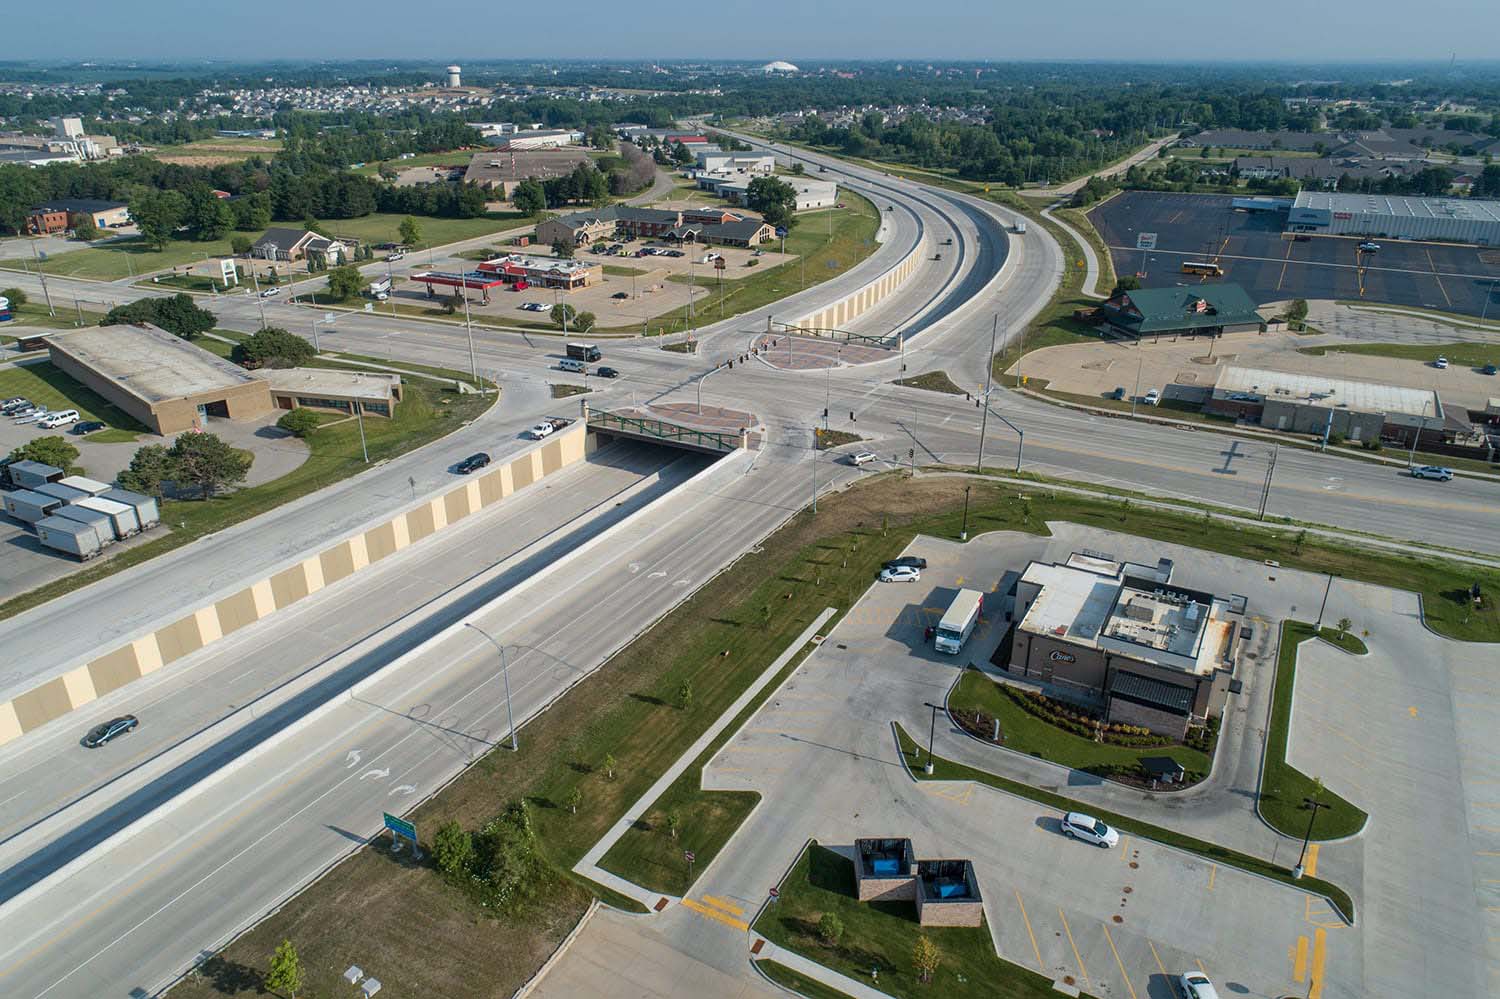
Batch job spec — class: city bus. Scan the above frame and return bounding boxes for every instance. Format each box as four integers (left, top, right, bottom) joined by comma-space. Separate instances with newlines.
1181, 261, 1223, 276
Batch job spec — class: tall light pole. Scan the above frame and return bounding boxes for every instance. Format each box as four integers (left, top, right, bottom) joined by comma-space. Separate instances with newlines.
923, 702, 943, 775
28, 239, 55, 316
811, 425, 819, 513
460, 274, 478, 385
1407, 398, 1430, 469
976, 316, 998, 472
354, 402, 369, 464
1293, 796, 1328, 879
464, 622, 517, 751
960, 485, 971, 541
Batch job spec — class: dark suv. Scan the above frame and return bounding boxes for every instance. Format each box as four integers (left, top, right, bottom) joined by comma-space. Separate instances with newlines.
455, 452, 491, 474
884, 556, 928, 571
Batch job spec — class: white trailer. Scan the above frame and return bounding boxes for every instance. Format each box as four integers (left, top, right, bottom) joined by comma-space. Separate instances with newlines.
934, 588, 984, 655
35, 515, 104, 560
76, 496, 141, 538
50, 505, 117, 550
102, 487, 160, 529
56, 475, 112, 497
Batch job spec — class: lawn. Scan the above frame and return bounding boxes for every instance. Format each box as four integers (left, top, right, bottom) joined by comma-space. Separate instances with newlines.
755, 842, 1070, 999
0, 361, 147, 434
1055, 206, 1117, 294
1297, 340, 1500, 369
892, 370, 964, 395
0, 300, 105, 330
892, 723, 1354, 923
1258, 621, 1369, 841
0, 234, 248, 281
349, 151, 472, 176
602, 264, 647, 277
317, 212, 530, 250
946, 670, 1212, 780
0, 353, 494, 622
756, 960, 855, 999
149, 137, 283, 164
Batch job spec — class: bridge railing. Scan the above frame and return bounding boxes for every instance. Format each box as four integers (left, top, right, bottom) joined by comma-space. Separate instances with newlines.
767, 320, 892, 347
588, 411, 740, 453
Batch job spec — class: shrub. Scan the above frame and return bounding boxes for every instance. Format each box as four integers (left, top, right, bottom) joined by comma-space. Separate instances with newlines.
277, 409, 322, 437
817, 912, 844, 946
1, 287, 26, 309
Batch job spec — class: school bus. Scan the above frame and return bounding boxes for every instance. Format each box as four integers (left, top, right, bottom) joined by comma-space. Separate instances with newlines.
1181, 260, 1223, 276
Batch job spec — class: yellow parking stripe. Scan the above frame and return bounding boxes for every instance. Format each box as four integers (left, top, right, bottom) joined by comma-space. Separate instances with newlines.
1102, 922, 1140, 999
1305, 843, 1319, 878
1309, 928, 1327, 999
1294, 935, 1309, 982
680, 897, 749, 932
1058, 909, 1090, 988
1014, 890, 1044, 972
1147, 939, 1168, 977
703, 895, 745, 916
1206, 864, 1216, 891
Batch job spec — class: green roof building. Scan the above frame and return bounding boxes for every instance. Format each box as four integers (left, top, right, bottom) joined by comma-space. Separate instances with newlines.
1100, 284, 1263, 338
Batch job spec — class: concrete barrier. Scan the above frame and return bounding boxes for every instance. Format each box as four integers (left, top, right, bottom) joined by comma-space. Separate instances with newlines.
0, 423, 590, 748
786, 233, 929, 335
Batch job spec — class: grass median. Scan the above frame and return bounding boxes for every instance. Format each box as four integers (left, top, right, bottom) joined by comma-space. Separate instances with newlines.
1258, 622, 1369, 841
756, 959, 856, 999
892, 723, 1355, 924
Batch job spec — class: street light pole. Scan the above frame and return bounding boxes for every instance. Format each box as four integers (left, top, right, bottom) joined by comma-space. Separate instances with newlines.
355, 403, 368, 463
464, 622, 518, 751
811, 425, 819, 514
460, 275, 478, 385
28, 239, 55, 316
1314, 574, 1334, 631
923, 702, 943, 775
1293, 797, 1328, 878
1258, 443, 1278, 520
1407, 398, 1429, 469
976, 316, 997, 472
960, 485, 971, 541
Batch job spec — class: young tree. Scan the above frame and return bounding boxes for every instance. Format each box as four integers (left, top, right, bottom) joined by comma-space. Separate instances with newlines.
233, 326, 315, 368
550, 302, 577, 330
433, 820, 475, 877
677, 680, 693, 711
1109, 275, 1141, 297
170, 431, 252, 498
69, 212, 100, 241
790, 162, 805, 176
230, 235, 253, 256
326, 265, 366, 302
442, 292, 463, 315
664, 810, 679, 839
398, 215, 422, 247
1285, 298, 1309, 327
265, 940, 303, 999
129, 189, 186, 251
602, 753, 617, 781
1335, 617, 1352, 638
817, 912, 844, 946
277, 409, 322, 437
9, 436, 81, 473
572, 310, 596, 334
564, 785, 583, 816
551, 239, 575, 259
118, 443, 176, 497
512, 179, 547, 217
913, 934, 940, 984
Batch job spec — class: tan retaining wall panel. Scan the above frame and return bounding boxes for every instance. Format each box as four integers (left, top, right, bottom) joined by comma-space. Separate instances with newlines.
88, 645, 145, 698
510, 452, 535, 491
443, 485, 472, 525
540, 438, 563, 476
215, 587, 261, 635
60, 665, 97, 709
155, 614, 206, 664
319, 542, 358, 587
478, 466, 507, 506
405, 504, 437, 544
364, 521, 399, 563
0, 703, 22, 745
268, 564, 310, 609
12, 678, 73, 732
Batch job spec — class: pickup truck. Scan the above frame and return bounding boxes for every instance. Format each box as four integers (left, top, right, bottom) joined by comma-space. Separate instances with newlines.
528, 417, 570, 440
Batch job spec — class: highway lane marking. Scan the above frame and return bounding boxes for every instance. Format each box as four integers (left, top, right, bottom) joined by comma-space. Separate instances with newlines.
1058, 908, 1090, 988
1014, 890, 1045, 972
1294, 934, 1309, 981
680, 897, 749, 932
1101, 921, 1139, 999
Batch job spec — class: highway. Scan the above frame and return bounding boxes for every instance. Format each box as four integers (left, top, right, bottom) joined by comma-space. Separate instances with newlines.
0, 133, 1496, 998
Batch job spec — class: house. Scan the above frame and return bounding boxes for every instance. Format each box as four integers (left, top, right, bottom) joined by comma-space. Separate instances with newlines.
25, 199, 130, 235
251, 228, 347, 264
1097, 284, 1263, 340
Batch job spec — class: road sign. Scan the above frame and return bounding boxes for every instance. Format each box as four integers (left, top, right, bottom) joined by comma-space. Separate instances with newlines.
684, 851, 696, 864
1135, 232, 1157, 250
383, 812, 417, 847
714, 257, 726, 270
775, 227, 788, 239
768, 887, 780, 900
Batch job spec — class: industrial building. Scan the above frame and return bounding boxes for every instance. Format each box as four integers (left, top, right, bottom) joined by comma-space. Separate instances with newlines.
1001, 551, 1241, 738
1097, 284, 1263, 340
46, 324, 274, 435
462, 148, 592, 196
1288, 190, 1500, 245
1205, 365, 1449, 444
25, 199, 130, 235
485, 129, 584, 151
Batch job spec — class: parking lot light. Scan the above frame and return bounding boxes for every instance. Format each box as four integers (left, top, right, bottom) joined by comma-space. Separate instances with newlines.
923, 702, 943, 775
1293, 796, 1328, 878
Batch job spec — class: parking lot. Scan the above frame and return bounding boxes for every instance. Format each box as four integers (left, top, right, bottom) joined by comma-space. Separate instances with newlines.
1090, 191, 1500, 318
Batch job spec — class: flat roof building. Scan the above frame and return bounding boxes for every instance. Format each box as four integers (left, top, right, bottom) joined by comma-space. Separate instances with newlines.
1206, 364, 1448, 444
1288, 190, 1500, 245
46, 324, 273, 435
1003, 550, 1241, 738
256, 367, 403, 418
463, 149, 592, 196
26, 198, 129, 234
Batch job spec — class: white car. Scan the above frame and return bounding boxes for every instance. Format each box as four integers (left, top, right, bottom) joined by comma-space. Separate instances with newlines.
878, 565, 920, 583
260, 287, 280, 298
1060, 811, 1120, 848
1411, 465, 1454, 482
1434, 356, 1449, 369
1358, 241, 1380, 253
1143, 388, 1161, 406
849, 451, 877, 467
38, 409, 79, 430
528, 422, 557, 440
1175, 971, 1220, 999
13, 407, 50, 425
519, 302, 546, 312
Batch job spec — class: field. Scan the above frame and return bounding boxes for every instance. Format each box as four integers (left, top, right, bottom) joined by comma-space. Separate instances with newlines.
316, 213, 529, 249
348, 151, 472, 176
148, 137, 283, 165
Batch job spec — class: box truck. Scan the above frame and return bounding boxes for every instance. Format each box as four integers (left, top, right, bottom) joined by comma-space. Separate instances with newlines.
934, 588, 984, 655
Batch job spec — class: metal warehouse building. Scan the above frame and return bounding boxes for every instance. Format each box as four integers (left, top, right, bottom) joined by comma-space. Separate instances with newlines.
1288, 190, 1500, 244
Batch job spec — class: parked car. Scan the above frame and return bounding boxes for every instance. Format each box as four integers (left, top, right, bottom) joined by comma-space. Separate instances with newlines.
13, 407, 50, 424
1359, 241, 1380, 252
1482, 363, 1498, 376
529, 422, 557, 440
667, 250, 685, 257
82, 714, 138, 748
260, 287, 280, 298
72, 420, 106, 435
1143, 388, 1161, 406
38, 409, 80, 429
2, 396, 24, 410
1060, 811, 1120, 848
848, 450, 877, 467
878, 565, 921, 583
611, 291, 629, 300
596, 366, 620, 379
1434, 356, 1449, 369
2, 398, 31, 415
519, 302, 546, 312
1108, 386, 1126, 400
1174, 971, 1220, 999
884, 556, 927, 570
1411, 465, 1454, 481
455, 452, 490, 474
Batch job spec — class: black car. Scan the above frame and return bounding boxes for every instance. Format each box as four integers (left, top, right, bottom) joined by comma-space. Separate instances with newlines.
596, 366, 620, 379
72, 420, 106, 435
612, 292, 629, 300
83, 714, 138, 748
455, 452, 491, 474
1483, 363, 1498, 376
884, 556, 928, 571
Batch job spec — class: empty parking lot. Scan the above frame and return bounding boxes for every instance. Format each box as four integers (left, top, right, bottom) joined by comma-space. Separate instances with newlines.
1090, 191, 1500, 318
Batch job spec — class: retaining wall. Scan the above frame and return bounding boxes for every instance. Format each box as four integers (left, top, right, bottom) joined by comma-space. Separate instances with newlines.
0, 423, 590, 746
787, 233, 928, 334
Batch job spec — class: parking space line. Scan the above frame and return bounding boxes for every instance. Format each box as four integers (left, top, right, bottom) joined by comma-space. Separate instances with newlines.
1058, 908, 1091, 988
1294, 934, 1309, 982
1304, 843, 1319, 878
1014, 890, 1045, 973
922, 783, 973, 806
1207, 863, 1217, 891
1309, 928, 1327, 999
1147, 939, 1168, 977
1426, 249, 1454, 308
1196, 958, 1209, 977
1276, 240, 1292, 291
1101, 923, 1139, 999
1119, 835, 1130, 860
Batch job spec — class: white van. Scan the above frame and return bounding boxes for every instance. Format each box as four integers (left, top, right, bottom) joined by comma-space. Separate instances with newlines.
558, 358, 587, 373
39, 409, 80, 429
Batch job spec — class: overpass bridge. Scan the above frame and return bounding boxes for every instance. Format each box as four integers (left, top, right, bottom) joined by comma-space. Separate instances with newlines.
587, 409, 748, 454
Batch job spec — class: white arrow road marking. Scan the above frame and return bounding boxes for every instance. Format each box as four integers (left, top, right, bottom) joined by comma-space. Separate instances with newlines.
673, 579, 691, 586
359, 768, 391, 781
344, 750, 362, 769
647, 570, 667, 579
389, 784, 417, 797
628, 562, 642, 573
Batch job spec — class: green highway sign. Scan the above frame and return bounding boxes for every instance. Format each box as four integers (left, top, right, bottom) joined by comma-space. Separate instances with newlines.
383, 812, 417, 845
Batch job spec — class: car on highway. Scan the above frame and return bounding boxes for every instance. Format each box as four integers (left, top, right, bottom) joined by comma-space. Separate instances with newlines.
1434, 356, 1449, 369
38, 409, 80, 430
260, 287, 280, 298
1173, 971, 1220, 999
848, 450, 877, 467
82, 714, 138, 748
1060, 811, 1120, 848
596, 366, 619, 379
1359, 241, 1380, 252
72, 420, 106, 435
884, 556, 927, 571
1143, 388, 1161, 406
1411, 465, 1454, 482
1483, 363, 1498, 376
878, 564, 921, 583
389, 251, 406, 261
454, 452, 490, 474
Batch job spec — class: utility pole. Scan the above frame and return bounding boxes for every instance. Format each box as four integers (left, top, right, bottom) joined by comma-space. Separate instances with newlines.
464, 623, 518, 751
1258, 444, 1278, 520
461, 275, 478, 385
976, 315, 997, 472
810, 426, 818, 513
28, 239, 55, 316
1407, 399, 1429, 469
355, 402, 369, 463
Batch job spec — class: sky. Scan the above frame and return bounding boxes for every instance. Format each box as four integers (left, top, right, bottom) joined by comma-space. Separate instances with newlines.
14, 0, 1500, 64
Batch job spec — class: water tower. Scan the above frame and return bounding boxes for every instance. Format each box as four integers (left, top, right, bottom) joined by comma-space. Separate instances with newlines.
446, 65, 462, 88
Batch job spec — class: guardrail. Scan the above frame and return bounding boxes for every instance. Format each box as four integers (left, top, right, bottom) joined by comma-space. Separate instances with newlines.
588, 411, 740, 453
768, 320, 890, 348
